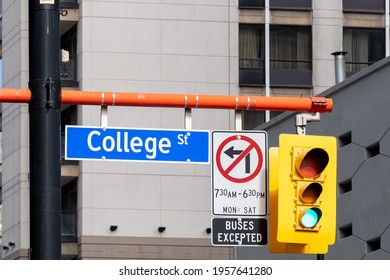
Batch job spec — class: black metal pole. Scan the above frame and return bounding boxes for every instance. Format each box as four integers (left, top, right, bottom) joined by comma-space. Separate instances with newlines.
28, 0, 62, 259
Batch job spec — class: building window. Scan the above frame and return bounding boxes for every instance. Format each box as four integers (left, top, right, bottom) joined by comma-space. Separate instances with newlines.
343, 0, 385, 14
61, 25, 78, 88
243, 111, 266, 130
61, 105, 77, 161
270, 0, 312, 10
60, 0, 79, 8
343, 28, 385, 75
62, 179, 77, 241
239, 24, 265, 86
270, 25, 312, 87
242, 111, 283, 129
239, 0, 264, 9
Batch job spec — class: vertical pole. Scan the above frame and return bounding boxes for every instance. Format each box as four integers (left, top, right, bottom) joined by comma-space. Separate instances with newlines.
386, 0, 389, 56
234, 110, 242, 130
264, 0, 270, 122
331, 51, 347, 84
28, 0, 62, 259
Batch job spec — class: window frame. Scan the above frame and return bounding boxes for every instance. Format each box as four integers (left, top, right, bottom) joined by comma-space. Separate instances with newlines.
269, 25, 313, 88
60, 0, 79, 9
343, 0, 385, 14
343, 27, 386, 76
239, 24, 266, 87
270, 0, 312, 11
60, 25, 79, 88
238, 0, 264, 9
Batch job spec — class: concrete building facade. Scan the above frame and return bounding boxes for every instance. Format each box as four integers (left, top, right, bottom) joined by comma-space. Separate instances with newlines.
0, 0, 389, 259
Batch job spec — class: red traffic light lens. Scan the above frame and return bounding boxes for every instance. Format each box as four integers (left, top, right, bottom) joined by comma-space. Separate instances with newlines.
297, 148, 329, 178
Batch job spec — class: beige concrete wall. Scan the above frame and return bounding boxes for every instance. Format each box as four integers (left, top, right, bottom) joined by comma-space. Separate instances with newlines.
78, 236, 232, 260
76, 1, 237, 244
312, 0, 343, 95
0, 0, 30, 259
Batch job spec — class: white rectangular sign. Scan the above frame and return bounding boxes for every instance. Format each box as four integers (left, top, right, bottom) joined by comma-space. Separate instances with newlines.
212, 131, 268, 216
40, 0, 55, 4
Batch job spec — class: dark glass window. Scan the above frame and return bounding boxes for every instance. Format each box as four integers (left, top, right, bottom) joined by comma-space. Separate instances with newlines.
270, 0, 312, 10
239, 0, 264, 9
61, 105, 77, 161
243, 111, 265, 130
343, 0, 384, 14
61, 179, 77, 241
270, 25, 312, 87
239, 24, 265, 86
60, 0, 79, 8
343, 28, 385, 75
61, 25, 78, 87
242, 111, 283, 129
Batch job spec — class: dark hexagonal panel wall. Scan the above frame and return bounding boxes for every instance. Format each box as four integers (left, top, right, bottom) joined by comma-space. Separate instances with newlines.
337, 143, 365, 184
238, 57, 390, 260
351, 156, 390, 242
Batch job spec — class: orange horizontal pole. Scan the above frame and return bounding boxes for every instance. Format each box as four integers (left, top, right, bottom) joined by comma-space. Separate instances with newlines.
0, 89, 333, 112
0, 88, 31, 103
61, 90, 333, 113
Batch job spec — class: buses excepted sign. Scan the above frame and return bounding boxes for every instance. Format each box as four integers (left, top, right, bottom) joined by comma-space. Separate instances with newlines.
212, 217, 267, 246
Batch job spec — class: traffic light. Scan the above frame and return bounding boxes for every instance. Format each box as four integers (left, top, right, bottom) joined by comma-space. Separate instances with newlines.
269, 134, 337, 254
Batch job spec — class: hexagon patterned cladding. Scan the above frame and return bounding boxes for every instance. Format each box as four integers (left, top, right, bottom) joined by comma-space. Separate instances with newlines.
337, 143, 365, 184
337, 192, 354, 229
336, 143, 365, 230
380, 128, 390, 158
326, 235, 366, 260
351, 103, 390, 148
363, 250, 390, 260
351, 155, 390, 242
381, 225, 390, 253
240, 57, 390, 260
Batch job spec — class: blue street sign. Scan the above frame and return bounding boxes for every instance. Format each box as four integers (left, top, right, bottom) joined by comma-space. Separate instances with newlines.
65, 126, 210, 164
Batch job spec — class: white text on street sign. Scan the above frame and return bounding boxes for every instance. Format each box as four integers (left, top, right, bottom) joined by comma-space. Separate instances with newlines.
65, 126, 209, 164
212, 217, 267, 246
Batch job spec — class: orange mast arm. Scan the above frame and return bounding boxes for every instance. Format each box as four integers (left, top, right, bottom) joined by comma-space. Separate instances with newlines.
63, 90, 333, 112
0, 88, 31, 103
0, 89, 332, 112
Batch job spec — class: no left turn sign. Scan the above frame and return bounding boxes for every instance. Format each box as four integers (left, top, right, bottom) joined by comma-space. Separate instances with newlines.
212, 131, 268, 217
215, 135, 263, 183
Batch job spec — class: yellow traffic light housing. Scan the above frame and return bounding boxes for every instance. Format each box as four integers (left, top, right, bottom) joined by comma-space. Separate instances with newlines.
269, 134, 337, 254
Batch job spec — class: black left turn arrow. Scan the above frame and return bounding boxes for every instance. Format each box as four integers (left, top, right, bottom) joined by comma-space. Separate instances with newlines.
224, 146, 243, 158
224, 146, 251, 174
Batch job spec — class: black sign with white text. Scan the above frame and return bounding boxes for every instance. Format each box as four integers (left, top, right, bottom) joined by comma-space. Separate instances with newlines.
212, 217, 267, 246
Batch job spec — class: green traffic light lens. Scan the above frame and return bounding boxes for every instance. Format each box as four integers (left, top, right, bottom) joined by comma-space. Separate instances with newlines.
300, 208, 322, 228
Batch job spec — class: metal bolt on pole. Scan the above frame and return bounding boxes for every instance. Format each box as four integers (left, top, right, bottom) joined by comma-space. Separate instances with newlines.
28, 0, 62, 259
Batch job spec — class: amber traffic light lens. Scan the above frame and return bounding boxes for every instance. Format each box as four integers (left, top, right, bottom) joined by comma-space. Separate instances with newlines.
299, 182, 323, 203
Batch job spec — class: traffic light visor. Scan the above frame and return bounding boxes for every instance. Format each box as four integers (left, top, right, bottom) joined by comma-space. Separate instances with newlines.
295, 148, 329, 178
